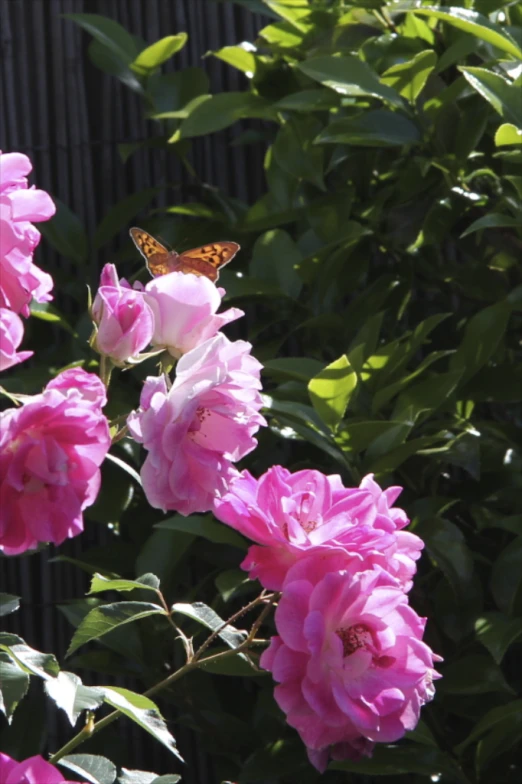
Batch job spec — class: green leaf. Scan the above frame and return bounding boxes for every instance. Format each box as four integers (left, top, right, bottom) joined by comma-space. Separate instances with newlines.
102, 686, 182, 760
373, 351, 452, 412
274, 88, 339, 111
175, 93, 276, 139
131, 34, 187, 74
331, 742, 462, 778
450, 301, 512, 385
104, 453, 142, 487
66, 602, 167, 657
0, 633, 60, 679
0, 593, 20, 617
262, 357, 325, 383
298, 55, 403, 108
88, 573, 160, 596
155, 514, 247, 549
88, 39, 143, 93
273, 117, 325, 189
460, 67, 522, 128
456, 700, 522, 751
171, 602, 247, 651
417, 518, 474, 601
45, 671, 105, 726
308, 355, 358, 431
495, 123, 522, 146
0, 655, 29, 722
337, 421, 410, 454
392, 369, 463, 423
119, 770, 181, 784
475, 612, 522, 664
215, 570, 251, 602
476, 709, 522, 772
316, 110, 420, 147
381, 50, 437, 102
439, 654, 514, 696
412, 8, 522, 60
211, 45, 257, 75
63, 13, 139, 63
250, 229, 303, 298
30, 302, 76, 335
38, 199, 89, 263
59, 755, 117, 784
93, 188, 160, 249
460, 213, 521, 237
491, 537, 522, 616
240, 739, 307, 782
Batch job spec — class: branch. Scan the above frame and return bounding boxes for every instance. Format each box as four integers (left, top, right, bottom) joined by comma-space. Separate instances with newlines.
49, 592, 278, 765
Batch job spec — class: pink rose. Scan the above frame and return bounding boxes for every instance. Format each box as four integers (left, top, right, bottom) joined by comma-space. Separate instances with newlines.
46, 366, 108, 408
92, 264, 154, 364
143, 271, 243, 358
0, 151, 55, 316
0, 752, 85, 784
214, 467, 423, 591
128, 334, 266, 515
0, 368, 110, 555
0, 308, 33, 370
260, 553, 441, 772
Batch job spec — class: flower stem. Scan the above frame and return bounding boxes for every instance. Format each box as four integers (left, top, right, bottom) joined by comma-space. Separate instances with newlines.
99, 355, 113, 388
49, 593, 277, 765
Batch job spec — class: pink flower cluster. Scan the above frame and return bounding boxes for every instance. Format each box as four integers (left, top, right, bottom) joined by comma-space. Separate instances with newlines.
0, 368, 110, 555
0, 151, 55, 371
214, 468, 441, 771
91, 262, 243, 366
128, 334, 265, 515
90, 264, 264, 516
0, 752, 85, 784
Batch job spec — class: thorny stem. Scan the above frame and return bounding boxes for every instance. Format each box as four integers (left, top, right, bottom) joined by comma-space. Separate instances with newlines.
49, 592, 278, 765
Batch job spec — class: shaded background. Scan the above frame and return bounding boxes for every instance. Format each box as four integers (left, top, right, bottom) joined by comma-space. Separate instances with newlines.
1, 1, 268, 778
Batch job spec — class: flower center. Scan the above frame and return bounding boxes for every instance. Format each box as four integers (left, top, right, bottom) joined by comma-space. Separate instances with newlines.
296, 491, 318, 533
336, 623, 373, 657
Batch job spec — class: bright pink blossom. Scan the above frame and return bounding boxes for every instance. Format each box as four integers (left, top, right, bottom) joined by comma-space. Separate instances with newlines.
214, 467, 423, 591
0, 308, 33, 370
46, 366, 108, 408
143, 271, 243, 358
0, 368, 110, 555
128, 334, 265, 515
0, 151, 55, 316
0, 752, 85, 784
92, 264, 154, 364
260, 553, 441, 772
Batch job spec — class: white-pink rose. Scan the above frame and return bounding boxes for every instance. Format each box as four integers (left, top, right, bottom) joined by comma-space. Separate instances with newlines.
0, 151, 55, 316
127, 334, 266, 515
143, 271, 243, 358
0, 308, 33, 370
92, 264, 154, 364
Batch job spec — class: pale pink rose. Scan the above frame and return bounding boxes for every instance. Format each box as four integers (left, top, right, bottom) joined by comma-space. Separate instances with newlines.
46, 366, 108, 408
128, 334, 266, 515
0, 151, 55, 316
0, 308, 33, 370
92, 264, 154, 364
0, 368, 110, 555
260, 553, 441, 772
214, 468, 423, 591
143, 271, 243, 359
0, 752, 85, 784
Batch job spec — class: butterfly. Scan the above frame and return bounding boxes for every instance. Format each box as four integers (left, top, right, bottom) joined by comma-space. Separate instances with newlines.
129, 227, 240, 282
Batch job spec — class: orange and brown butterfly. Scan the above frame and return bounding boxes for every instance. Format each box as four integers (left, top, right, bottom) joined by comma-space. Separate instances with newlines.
129, 227, 240, 283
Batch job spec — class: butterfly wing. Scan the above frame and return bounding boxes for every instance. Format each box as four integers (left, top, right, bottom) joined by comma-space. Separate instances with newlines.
129, 227, 177, 277
178, 242, 240, 282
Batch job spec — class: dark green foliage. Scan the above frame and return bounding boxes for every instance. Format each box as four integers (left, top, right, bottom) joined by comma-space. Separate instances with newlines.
2, 1, 521, 782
